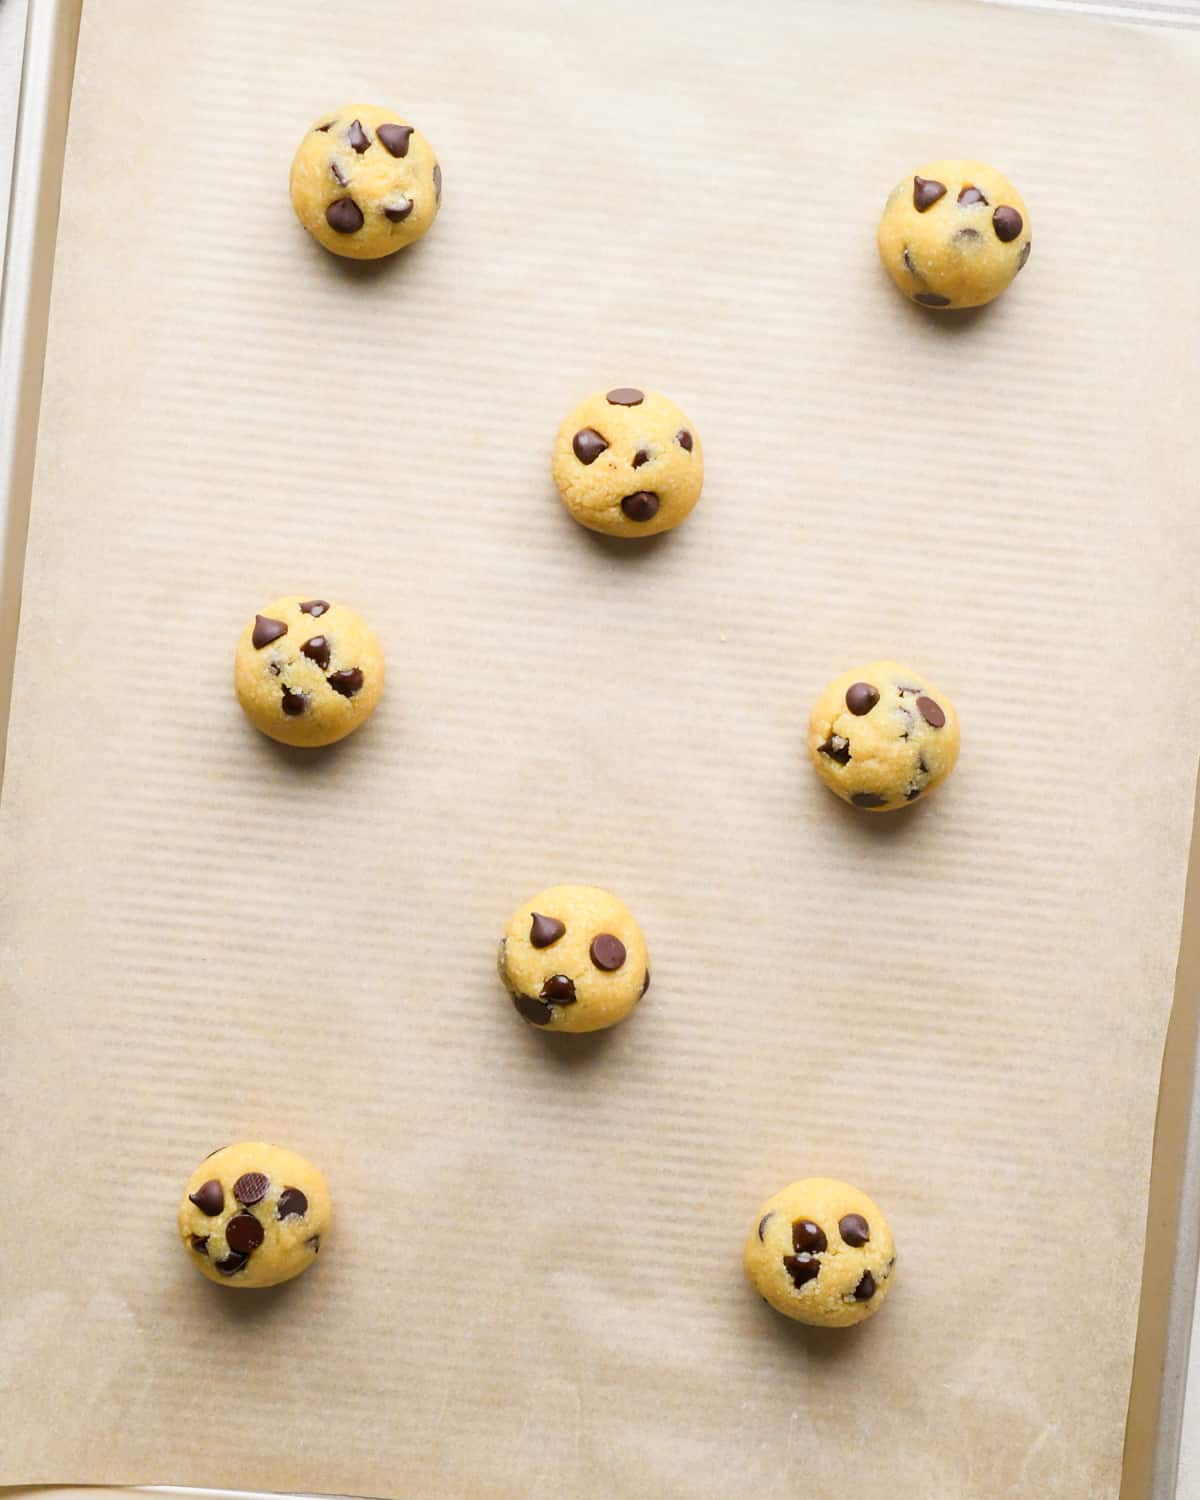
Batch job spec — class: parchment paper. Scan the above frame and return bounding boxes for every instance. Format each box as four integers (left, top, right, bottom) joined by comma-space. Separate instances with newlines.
2, 1, 1200, 1495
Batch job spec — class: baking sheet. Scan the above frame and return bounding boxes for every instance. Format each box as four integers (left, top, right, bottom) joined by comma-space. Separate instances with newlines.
2, 1, 1200, 1496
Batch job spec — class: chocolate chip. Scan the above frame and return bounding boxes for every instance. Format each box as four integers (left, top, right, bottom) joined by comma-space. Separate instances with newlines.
433, 163, 442, 204
326, 198, 364, 233
819, 735, 851, 765
792, 1219, 828, 1254
278, 1188, 309, 1219
590, 933, 626, 971
913, 175, 947, 211
215, 1251, 248, 1276
783, 1253, 820, 1289
757, 1212, 775, 1242
913, 292, 952, 307
299, 599, 330, 617
281, 686, 307, 716
190, 1235, 210, 1254
845, 681, 879, 716
839, 1213, 870, 1247
331, 161, 347, 187
252, 615, 288, 650
993, 205, 1023, 242
957, 185, 988, 206
189, 1179, 224, 1216
606, 387, 644, 406
641, 969, 651, 997
225, 1213, 265, 1254
676, 429, 693, 451
529, 912, 565, 948
512, 992, 553, 1025
917, 695, 946, 728
328, 668, 364, 698
376, 122, 414, 158
347, 119, 370, 153
572, 427, 609, 465
632, 448, 651, 468
1017, 241, 1032, 270
301, 635, 331, 670
851, 792, 888, 808
540, 974, 577, 1004
853, 1270, 877, 1301
233, 1172, 269, 1206
383, 198, 413, 223
620, 491, 659, 522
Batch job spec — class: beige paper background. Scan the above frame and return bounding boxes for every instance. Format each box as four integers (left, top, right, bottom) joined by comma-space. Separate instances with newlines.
2, 0, 1200, 1495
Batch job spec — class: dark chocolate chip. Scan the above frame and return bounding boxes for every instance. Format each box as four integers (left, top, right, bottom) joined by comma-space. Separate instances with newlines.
917, 695, 946, 728
957, 185, 988, 206
853, 1270, 877, 1301
851, 792, 888, 808
641, 969, 651, 997
540, 974, 577, 1004
383, 198, 414, 223
529, 912, 566, 948
225, 1213, 266, 1254
914, 292, 952, 307
839, 1213, 870, 1247
606, 387, 644, 406
620, 491, 659, 522
301, 635, 331, 670
783, 1253, 821, 1289
1017, 241, 1032, 270
278, 1187, 309, 1219
326, 198, 364, 233
819, 735, 851, 766
215, 1251, 248, 1276
845, 681, 879, 716
632, 448, 651, 468
299, 599, 330, 617
331, 161, 347, 187
913, 175, 947, 211
315, 122, 335, 133
189, 1179, 224, 1216
433, 163, 442, 204
347, 119, 370, 153
676, 429, 693, 451
993, 205, 1023, 242
233, 1172, 269, 1206
281, 686, 307, 716
328, 668, 364, 698
376, 122, 414, 158
590, 933, 627, 971
512, 991, 553, 1025
252, 615, 288, 650
792, 1219, 828, 1254
757, 1212, 775, 1242
572, 427, 609, 465
190, 1235, 210, 1254
306, 1235, 321, 1253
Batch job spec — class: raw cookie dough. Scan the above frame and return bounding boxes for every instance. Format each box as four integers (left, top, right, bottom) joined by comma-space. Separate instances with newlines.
179, 1142, 331, 1289
807, 660, 959, 811
877, 159, 1031, 310
498, 884, 650, 1032
289, 104, 442, 260
551, 388, 703, 538
234, 595, 384, 748
744, 1178, 896, 1328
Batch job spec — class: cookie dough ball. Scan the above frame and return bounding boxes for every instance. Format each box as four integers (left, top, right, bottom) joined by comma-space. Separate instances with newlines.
877, 159, 1030, 309
744, 1178, 896, 1328
807, 660, 959, 811
289, 104, 442, 260
499, 884, 650, 1032
234, 595, 384, 748
179, 1142, 331, 1289
551, 387, 703, 538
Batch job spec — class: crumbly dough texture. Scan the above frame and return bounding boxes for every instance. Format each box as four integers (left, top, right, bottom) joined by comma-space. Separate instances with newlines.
499, 884, 650, 1033
234, 594, 384, 748
551, 388, 703, 538
178, 1141, 332, 1289
807, 659, 960, 811
289, 104, 441, 260
744, 1177, 896, 1328
877, 159, 1031, 310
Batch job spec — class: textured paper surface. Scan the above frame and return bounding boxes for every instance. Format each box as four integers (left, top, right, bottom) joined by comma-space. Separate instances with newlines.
2, 1, 1200, 1495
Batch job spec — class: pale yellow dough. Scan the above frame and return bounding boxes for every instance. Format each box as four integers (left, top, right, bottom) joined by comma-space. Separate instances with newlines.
551, 388, 703, 538
877, 159, 1031, 310
179, 1142, 332, 1289
499, 884, 650, 1033
234, 594, 383, 748
744, 1178, 896, 1329
807, 659, 960, 811
289, 104, 441, 260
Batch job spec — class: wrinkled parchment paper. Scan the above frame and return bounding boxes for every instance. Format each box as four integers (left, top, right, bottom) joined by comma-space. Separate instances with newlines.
2, 1, 1200, 1495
